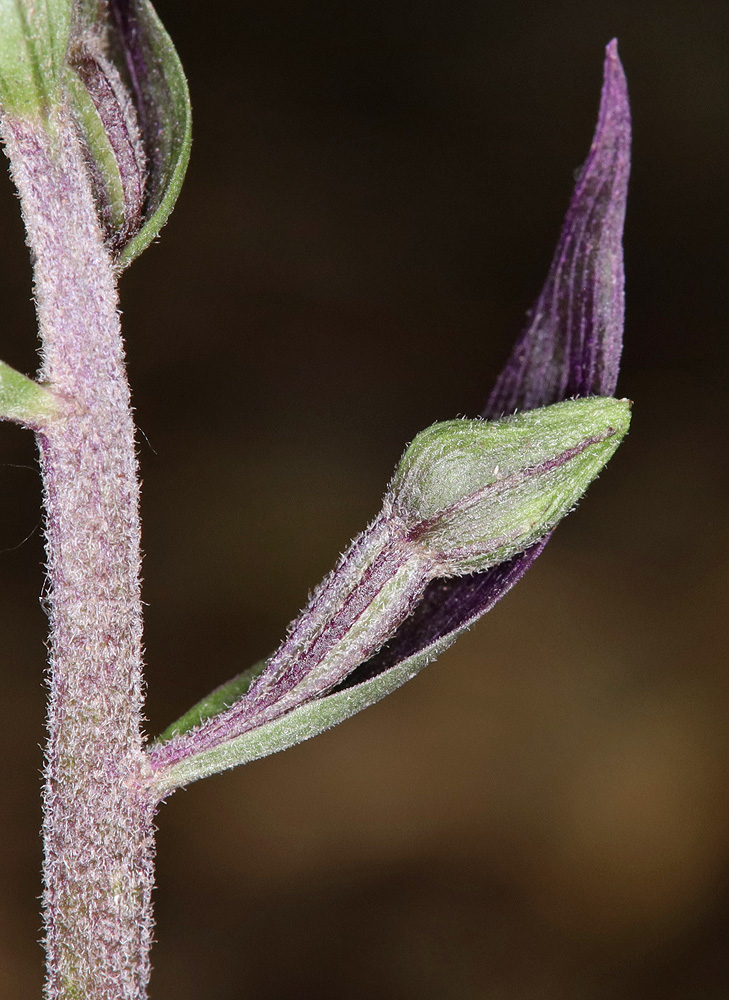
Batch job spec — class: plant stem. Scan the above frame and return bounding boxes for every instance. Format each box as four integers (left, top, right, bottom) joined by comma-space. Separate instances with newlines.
2, 111, 154, 1000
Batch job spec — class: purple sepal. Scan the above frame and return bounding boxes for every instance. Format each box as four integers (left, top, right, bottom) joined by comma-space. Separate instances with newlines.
487, 39, 630, 412
339, 40, 630, 691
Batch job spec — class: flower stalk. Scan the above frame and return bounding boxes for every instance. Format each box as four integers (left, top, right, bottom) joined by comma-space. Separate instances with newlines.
2, 110, 154, 999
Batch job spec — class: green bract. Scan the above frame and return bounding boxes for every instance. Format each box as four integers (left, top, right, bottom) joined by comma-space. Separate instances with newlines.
0, 0, 72, 117
156, 660, 267, 743
66, 0, 191, 265
151, 640, 452, 796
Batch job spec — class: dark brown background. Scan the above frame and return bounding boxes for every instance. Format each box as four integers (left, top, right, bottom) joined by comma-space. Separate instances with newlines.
1, 0, 729, 996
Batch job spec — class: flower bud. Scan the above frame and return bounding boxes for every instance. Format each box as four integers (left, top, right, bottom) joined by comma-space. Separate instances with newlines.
151, 396, 630, 780
148, 43, 634, 794
390, 395, 631, 574
66, 0, 191, 264
1, 0, 191, 265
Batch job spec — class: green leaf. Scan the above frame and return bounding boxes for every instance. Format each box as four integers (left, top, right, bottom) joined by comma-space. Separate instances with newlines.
0, 0, 72, 117
156, 660, 267, 744
113, 0, 191, 267
151, 635, 456, 798
0, 359, 63, 426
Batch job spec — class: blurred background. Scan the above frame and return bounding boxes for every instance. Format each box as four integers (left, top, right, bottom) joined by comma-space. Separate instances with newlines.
1, 0, 729, 996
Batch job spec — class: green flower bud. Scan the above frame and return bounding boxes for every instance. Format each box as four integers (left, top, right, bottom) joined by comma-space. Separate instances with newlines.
390, 395, 631, 574
0, 0, 72, 117
149, 396, 631, 792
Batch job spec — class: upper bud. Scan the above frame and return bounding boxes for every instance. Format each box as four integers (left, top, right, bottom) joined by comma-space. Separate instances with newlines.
0, 0, 191, 266
389, 396, 631, 574
66, 0, 192, 265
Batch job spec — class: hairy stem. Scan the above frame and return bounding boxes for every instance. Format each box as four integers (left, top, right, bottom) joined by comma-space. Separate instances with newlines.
2, 111, 154, 1000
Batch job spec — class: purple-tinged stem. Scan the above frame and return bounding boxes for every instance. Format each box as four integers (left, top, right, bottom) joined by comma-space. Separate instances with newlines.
2, 111, 154, 1000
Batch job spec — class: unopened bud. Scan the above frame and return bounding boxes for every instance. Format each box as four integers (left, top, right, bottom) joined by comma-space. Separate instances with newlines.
0, 0, 191, 265
390, 395, 631, 574
176, 396, 630, 756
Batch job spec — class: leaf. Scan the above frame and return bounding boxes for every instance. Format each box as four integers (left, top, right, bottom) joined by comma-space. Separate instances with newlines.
0, 360, 63, 427
0, 0, 72, 117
